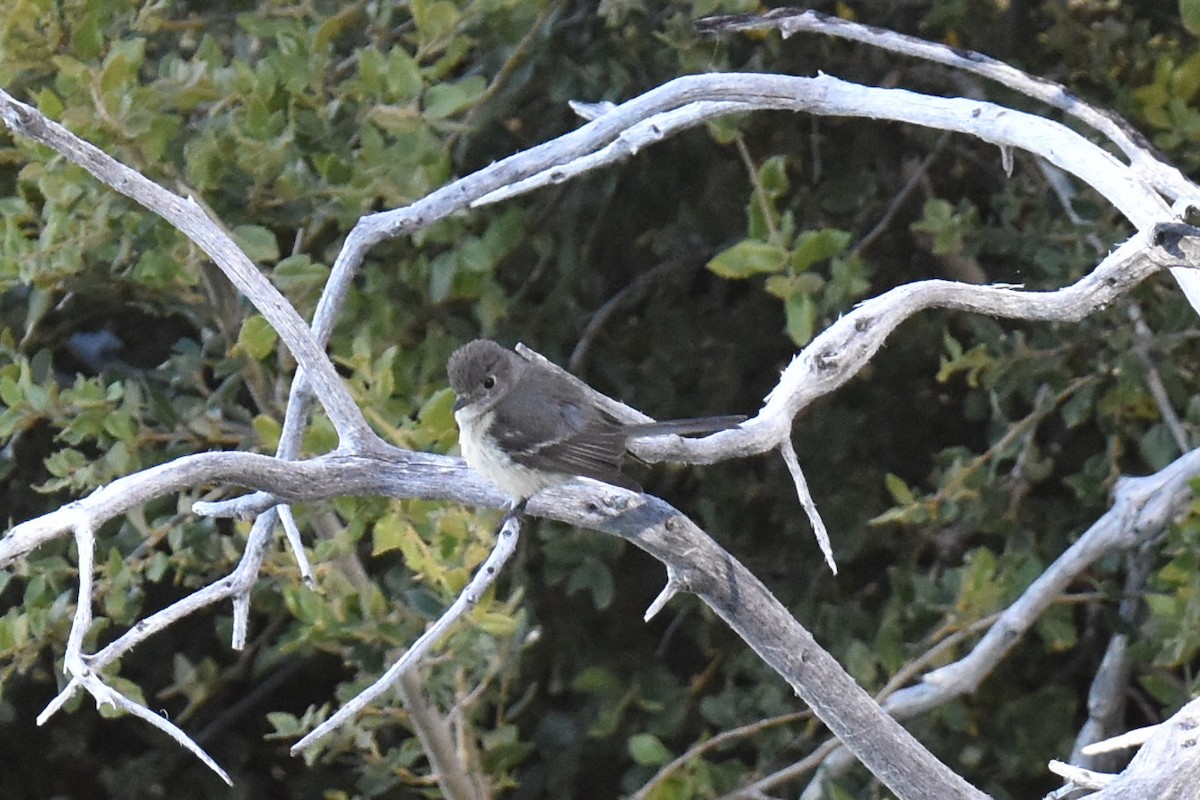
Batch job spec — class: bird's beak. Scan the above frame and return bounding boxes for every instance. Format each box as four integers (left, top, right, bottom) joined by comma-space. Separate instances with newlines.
452, 395, 466, 412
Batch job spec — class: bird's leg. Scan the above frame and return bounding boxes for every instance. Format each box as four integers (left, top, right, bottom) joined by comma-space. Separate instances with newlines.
495, 497, 528, 535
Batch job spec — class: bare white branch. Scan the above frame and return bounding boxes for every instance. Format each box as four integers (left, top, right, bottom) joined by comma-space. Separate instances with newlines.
40, 518, 233, 783
638, 226, 1193, 467
1048, 760, 1113, 790
0, 89, 370, 445
644, 567, 683, 622
64, 521, 96, 676
278, 505, 315, 589
780, 435, 835, 573
1083, 725, 1159, 756
472, 100, 754, 207
5, 8, 1200, 798
922, 454, 1200, 696
1071, 540, 1158, 768
398, 668, 490, 800
704, 9, 1200, 206
290, 510, 523, 754
1081, 696, 1200, 799
804, 445, 1200, 791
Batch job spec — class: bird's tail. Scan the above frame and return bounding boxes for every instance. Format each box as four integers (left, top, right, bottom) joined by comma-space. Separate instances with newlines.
626, 415, 745, 438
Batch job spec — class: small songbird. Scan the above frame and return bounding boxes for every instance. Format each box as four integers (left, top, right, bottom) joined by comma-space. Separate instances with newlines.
447, 339, 743, 505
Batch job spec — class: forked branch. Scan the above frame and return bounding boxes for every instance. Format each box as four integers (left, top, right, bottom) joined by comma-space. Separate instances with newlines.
3, 8, 1200, 800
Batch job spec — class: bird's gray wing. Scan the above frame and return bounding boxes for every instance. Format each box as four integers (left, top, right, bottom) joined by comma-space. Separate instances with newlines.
489, 373, 640, 491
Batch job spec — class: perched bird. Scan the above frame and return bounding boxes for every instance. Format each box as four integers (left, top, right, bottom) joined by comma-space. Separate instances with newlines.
448, 339, 743, 505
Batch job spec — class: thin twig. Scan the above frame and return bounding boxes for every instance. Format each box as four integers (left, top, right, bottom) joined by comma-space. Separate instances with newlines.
290, 511, 523, 754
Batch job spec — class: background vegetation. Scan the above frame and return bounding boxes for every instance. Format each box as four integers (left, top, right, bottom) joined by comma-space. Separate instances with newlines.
2, 1, 1200, 798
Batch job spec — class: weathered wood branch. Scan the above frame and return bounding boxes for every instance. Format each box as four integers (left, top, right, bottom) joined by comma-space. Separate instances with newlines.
4, 7, 1200, 799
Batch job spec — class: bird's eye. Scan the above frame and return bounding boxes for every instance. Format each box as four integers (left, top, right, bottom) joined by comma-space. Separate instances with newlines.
482, 375, 496, 390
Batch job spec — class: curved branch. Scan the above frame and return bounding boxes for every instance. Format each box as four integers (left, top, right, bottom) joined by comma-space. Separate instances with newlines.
633, 224, 1193, 465
272, 56, 1198, 470
0, 90, 369, 445
0, 448, 474, 567
804, 446, 1200, 791
701, 9, 1199, 205
549, 486, 988, 799
6, 10, 1200, 797
1064, 696, 1200, 798
3, 435, 987, 796
449, 72, 1165, 226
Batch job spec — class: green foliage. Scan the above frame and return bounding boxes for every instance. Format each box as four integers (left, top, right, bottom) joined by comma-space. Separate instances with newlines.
1185, 0, 1200, 36
1138, 493, 1200, 704
2, 1, 1200, 799
912, 198, 981, 257
707, 151, 866, 346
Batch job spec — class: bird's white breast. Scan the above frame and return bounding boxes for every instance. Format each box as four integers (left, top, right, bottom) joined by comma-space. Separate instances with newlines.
455, 407, 565, 500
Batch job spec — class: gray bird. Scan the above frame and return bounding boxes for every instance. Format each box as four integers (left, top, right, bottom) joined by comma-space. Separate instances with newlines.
448, 339, 743, 504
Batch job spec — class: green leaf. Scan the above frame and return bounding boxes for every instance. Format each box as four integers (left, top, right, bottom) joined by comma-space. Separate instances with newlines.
884, 473, 915, 505
98, 39, 146, 98
473, 609, 518, 637
235, 315, 279, 360
628, 733, 672, 766
784, 292, 817, 346
314, 4, 365, 51
0, 607, 28, 651
103, 411, 135, 442
566, 557, 614, 610
0, 375, 22, 408
70, 9, 104, 60
146, 552, 169, 583
423, 75, 487, 119
758, 155, 790, 198
413, 0, 461, 45
131, 248, 189, 287
911, 198, 977, 256
371, 512, 408, 556
418, 387, 457, 435
1139, 671, 1185, 706
707, 240, 788, 279
572, 665, 621, 694
1183, 0, 1200, 36
22, 573, 47, 607
22, 379, 48, 413
1139, 424, 1178, 471
43, 447, 87, 480
272, 254, 330, 298
790, 229, 851, 272
386, 47, 424, 102
956, 547, 1001, 618
233, 225, 281, 263
34, 88, 64, 119
252, 414, 282, 449
368, 104, 422, 133
706, 114, 743, 145
1036, 603, 1078, 652
842, 639, 878, 686
265, 711, 305, 738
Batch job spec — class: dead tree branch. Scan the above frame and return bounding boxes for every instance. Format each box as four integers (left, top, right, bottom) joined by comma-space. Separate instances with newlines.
4, 8, 1200, 799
